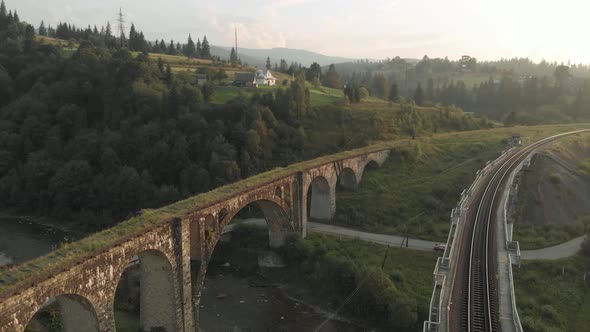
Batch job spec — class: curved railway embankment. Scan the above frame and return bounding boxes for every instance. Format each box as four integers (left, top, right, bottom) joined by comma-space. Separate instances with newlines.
424, 129, 590, 332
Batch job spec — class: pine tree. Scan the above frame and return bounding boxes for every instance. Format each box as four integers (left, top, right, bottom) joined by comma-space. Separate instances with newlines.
128, 23, 137, 50
12, 10, 18, 22
159, 39, 166, 53
168, 40, 175, 55
414, 83, 424, 105
196, 38, 202, 58
185, 34, 196, 58
266, 57, 272, 70
201, 36, 211, 59
165, 64, 173, 85
39, 21, 47, 36
0, 1, 6, 18
138, 32, 146, 52
389, 83, 399, 102
325, 64, 341, 89
105, 21, 112, 37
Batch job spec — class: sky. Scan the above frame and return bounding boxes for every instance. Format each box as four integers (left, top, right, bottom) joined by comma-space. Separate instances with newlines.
10, 0, 590, 63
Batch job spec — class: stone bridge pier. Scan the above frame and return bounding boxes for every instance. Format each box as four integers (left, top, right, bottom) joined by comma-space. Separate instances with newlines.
0, 148, 390, 332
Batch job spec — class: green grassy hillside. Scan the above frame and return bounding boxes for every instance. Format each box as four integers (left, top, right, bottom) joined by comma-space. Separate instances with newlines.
514, 253, 590, 332
330, 124, 590, 241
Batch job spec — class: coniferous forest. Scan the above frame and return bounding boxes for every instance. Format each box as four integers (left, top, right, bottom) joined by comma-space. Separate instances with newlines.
0, 1, 484, 230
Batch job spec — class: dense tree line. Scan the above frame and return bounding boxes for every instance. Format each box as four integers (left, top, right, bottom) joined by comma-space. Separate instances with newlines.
0, 2, 310, 229
34, 8, 213, 59
0, 1, 485, 230
335, 54, 590, 124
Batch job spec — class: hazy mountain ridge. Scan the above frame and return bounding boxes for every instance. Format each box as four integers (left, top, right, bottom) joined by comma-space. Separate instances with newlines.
211, 45, 356, 68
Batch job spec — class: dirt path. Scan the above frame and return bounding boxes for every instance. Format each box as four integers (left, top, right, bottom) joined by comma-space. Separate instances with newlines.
520, 235, 585, 260
230, 219, 584, 259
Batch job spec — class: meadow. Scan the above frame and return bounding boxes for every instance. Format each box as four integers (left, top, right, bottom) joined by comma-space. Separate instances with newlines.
330, 124, 590, 241
514, 253, 590, 332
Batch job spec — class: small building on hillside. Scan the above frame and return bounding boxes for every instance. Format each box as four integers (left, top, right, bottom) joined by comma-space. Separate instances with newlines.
255, 70, 277, 86
195, 74, 207, 85
234, 72, 256, 87
511, 133, 522, 145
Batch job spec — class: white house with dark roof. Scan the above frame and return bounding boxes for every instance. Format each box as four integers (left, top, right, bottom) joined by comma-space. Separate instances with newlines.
255, 70, 277, 86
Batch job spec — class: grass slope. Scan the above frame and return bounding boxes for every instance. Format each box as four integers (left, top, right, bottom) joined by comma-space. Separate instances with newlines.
331, 125, 590, 242
514, 254, 590, 332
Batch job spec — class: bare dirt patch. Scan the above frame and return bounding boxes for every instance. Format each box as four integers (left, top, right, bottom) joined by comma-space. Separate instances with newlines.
513, 134, 590, 248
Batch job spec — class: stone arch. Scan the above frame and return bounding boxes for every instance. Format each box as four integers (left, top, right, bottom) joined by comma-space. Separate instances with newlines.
365, 159, 380, 170
307, 175, 335, 220
284, 183, 291, 206
339, 167, 358, 190
204, 214, 216, 240
218, 208, 229, 225
356, 159, 381, 184
223, 197, 294, 248
114, 249, 177, 332
24, 293, 99, 332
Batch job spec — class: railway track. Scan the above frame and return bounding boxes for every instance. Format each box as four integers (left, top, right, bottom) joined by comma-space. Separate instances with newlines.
455, 129, 590, 332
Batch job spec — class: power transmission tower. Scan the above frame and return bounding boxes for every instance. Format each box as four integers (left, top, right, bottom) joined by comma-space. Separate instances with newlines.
116, 7, 127, 48
234, 25, 238, 62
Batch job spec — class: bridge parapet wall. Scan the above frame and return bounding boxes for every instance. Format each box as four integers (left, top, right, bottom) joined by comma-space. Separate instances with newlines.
0, 221, 184, 332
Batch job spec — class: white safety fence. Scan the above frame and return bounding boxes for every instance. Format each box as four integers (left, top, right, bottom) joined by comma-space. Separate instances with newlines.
422, 147, 515, 332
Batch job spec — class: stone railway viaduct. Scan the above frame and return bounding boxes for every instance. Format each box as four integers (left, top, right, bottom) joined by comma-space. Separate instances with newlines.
0, 147, 391, 332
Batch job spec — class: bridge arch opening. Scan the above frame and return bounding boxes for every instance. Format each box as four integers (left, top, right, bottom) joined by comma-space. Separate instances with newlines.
197, 200, 292, 330
364, 160, 380, 174
114, 249, 177, 332
307, 175, 334, 221
338, 168, 358, 191
24, 294, 99, 332
222, 200, 292, 248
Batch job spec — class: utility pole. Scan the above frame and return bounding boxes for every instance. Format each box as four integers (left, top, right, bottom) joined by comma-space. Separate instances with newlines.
116, 7, 127, 48
234, 25, 238, 63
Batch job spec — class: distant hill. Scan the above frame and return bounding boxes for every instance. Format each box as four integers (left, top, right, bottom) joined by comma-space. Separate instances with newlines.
211, 46, 356, 68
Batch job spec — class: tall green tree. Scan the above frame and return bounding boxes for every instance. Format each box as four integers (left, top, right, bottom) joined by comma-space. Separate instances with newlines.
38, 20, 47, 36
414, 83, 424, 105
105, 21, 112, 37
306, 62, 321, 81
168, 39, 176, 55
389, 83, 399, 102
324, 64, 341, 89
426, 78, 434, 100
372, 73, 388, 100
279, 59, 288, 73
554, 65, 571, 88
266, 56, 271, 70
185, 34, 196, 57
196, 38, 202, 57
201, 36, 211, 59
0, 1, 6, 18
